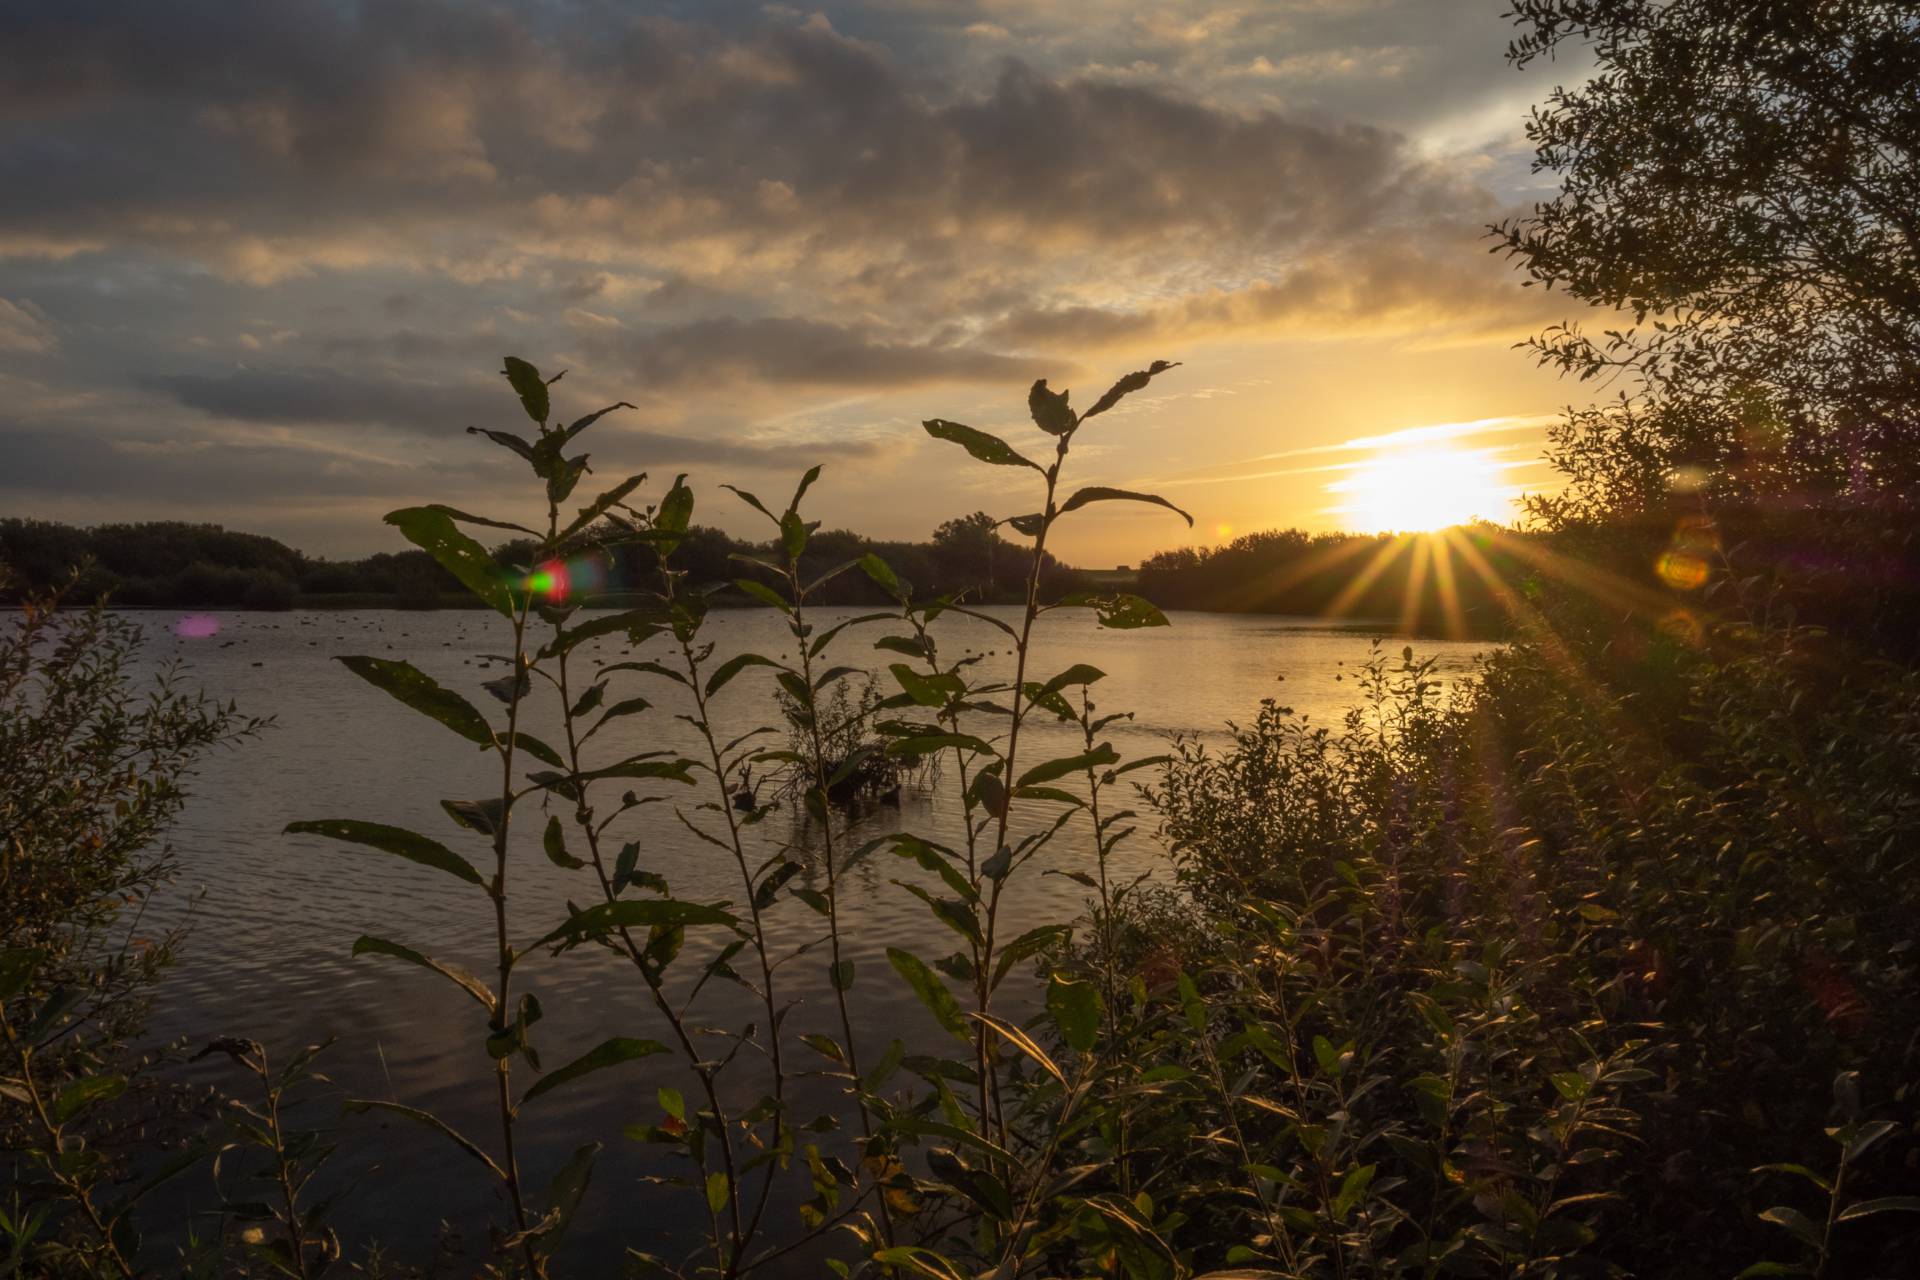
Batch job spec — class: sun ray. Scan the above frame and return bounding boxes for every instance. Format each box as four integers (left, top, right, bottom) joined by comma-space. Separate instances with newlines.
1327, 534, 1414, 619
1399, 535, 1433, 633
1429, 534, 1468, 639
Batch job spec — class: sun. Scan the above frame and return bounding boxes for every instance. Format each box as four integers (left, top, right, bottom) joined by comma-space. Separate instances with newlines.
1332, 446, 1512, 533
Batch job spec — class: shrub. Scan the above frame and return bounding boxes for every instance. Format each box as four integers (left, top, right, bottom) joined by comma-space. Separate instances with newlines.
0, 588, 260, 1274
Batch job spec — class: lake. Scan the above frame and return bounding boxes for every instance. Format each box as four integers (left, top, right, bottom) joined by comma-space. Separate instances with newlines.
128, 606, 1489, 1267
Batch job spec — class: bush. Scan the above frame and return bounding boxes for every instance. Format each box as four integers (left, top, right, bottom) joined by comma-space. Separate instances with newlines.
1127, 611, 1920, 1276
0, 590, 260, 1273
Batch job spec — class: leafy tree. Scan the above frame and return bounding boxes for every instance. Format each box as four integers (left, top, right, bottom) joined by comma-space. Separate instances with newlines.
1499, 0, 1920, 519
1, 586, 260, 1273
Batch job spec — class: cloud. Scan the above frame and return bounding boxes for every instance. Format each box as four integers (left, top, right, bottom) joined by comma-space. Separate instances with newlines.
983, 232, 1552, 351
0, 4, 1489, 305
608, 317, 1058, 390
129, 365, 895, 473
142, 367, 504, 432
0, 297, 56, 353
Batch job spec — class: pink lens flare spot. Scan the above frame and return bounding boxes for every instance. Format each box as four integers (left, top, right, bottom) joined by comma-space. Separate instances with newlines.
175, 614, 221, 639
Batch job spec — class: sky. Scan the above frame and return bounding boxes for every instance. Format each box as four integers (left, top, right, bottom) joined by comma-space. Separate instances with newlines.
0, 0, 1602, 565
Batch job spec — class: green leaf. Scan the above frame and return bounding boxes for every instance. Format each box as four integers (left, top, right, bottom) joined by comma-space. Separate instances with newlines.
561, 472, 645, 541
973, 1012, 1064, 1085
731, 578, 792, 613
1080, 360, 1179, 421
523, 1038, 670, 1105
1758, 1206, 1823, 1248
1016, 743, 1119, 789
707, 652, 782, 697
1549, 1071, 1590, 1102
801, 1033, 845, 1064
780, 510, 809, 559
384, 506, 517, 618
1027, 380, 1075, 436
536, 899, 737, 950
537, 608, 666, 661
871, 1246, 968, 1280
568, 682, 605, 720
343, 1100, 504, 1179
590, 696, 652, 736
1038, 663, 1106, 696
286, 820, 485, 889
1175, 972, 1207, 1032
653, 474, 694, 555
544, 1142, 601, 1244
887, 948, 968, 1040
1312, 1035, 1344, 1078
351, 935, 495, 1011
502, 356, 549, 424
706, 1171, 730, 1215
0, 948, 43, 1001
336, 656, 494, 747
862, 1037, 906, 1091
1332, 1164, 1376, 1219
24, 988, 83, 1042
557, 757, 697, 786
440, 796, 506, 835
889, 833, 978, 903
889, 663, 962, 707
886, 732, 994, 758
1045, 973, 1101, 1053
424, 503, 538, 536
560, 401, 635, 446
720, 484, 777, 524
859, 553, 905, 600
494, 731, 566, 768
464, 428, 536, 465
54, 1075, 126, 1124
1058, 486, 1193, 526
922, 419, 1039, 470
970, 771, 1009, 819
1836, 1196, 1920, 1222
754, 861, 803, 910
788, 464, 822, 514
831, 959, 855, 991
1059, 591, 1169, 630
543, 816, 585, 870
992, 924, 1069, 988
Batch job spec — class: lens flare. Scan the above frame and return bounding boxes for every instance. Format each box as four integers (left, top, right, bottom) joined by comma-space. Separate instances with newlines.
524, 554, 610, 604
526, 559, 570, 602
1655, 517, 1719, 591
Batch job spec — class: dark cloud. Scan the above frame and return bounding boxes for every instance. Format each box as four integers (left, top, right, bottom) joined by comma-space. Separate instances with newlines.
0, 2, 1485, 285
612, 317, 1058, 390
142, 368, 503, 432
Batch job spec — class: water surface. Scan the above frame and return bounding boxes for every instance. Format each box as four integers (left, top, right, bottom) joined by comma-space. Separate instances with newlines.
130, 607, 1487, 1265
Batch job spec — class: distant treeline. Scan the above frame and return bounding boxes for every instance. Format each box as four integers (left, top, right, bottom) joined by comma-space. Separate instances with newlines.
1137, 527, 1528, 634
0, 513, 1079, 610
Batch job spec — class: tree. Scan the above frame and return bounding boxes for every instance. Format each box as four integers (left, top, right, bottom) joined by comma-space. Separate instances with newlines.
1498, 0, 1920, 521
1, 587, 259, 1272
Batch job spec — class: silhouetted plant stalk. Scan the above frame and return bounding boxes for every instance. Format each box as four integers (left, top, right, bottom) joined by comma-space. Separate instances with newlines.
284, 355, 1202, 1278
0, 995, 137, 1279
288, 359, 732, 1278
717, 468, 905, 1251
